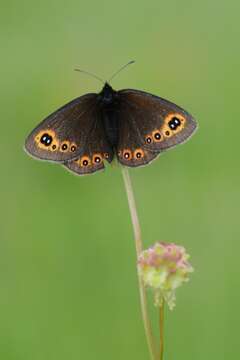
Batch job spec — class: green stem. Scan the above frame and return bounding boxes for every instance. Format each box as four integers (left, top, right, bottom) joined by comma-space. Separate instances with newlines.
121, 166, 157, 360
159, 301, 164, 360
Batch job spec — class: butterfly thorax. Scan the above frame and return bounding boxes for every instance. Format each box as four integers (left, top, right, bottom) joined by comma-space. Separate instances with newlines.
98, 83, 118, 105
98, 83, 120, 147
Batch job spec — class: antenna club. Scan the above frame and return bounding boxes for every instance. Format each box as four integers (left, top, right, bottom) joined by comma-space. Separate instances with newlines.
74, 68, 104, 84
108, 60, 136, 82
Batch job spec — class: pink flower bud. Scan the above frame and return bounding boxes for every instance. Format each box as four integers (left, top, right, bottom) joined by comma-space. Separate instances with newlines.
138, 242, 193, 310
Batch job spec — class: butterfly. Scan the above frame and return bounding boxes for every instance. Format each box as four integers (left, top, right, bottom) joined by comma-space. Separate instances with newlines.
25, 66, 197, 176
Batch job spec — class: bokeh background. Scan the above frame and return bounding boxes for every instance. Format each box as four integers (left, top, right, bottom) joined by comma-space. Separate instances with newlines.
1, 0, 239, 359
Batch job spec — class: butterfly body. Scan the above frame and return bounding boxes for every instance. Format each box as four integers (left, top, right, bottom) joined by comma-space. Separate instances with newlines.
25, 82, 197, 175
98, 83, 120, 147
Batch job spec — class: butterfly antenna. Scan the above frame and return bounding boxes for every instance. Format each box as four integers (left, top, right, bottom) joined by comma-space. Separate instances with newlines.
74, 68, 105, 84
108, 60, 135, 82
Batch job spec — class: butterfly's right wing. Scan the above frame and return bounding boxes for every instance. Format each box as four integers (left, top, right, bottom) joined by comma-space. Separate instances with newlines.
25, 93, 98, 162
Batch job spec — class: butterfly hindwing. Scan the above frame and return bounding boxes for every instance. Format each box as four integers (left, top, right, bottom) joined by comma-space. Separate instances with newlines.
64, 109, 114, 176
24, 93, 98, 162
119, 89, 197, 154
116, 103, 160, 167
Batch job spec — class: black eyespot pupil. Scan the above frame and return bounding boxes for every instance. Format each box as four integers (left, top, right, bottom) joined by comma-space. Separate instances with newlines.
136, 152, 142, 158
82, 160, 88, 166
71, 146, 76, 152
124, 152, 130, 159
168, 117, 181, 130
62, 144, 68, 150
52, 145, 56, 150
154, 133, 161, 140
94, 157, 101, 163
165, 131, 170, 136
40, 133, 52, 146
146, 137, 152, 143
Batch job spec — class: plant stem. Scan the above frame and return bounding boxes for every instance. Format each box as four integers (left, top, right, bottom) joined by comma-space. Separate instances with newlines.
121, 166, 157, 360
159, 301, 164, 360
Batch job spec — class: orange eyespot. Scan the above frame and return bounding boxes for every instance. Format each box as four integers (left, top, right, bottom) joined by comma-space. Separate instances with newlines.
60, 141, 70, 152
93, 153, 103, 164
123, 149, 132, 160
164, 113, 186, 133
152, 130, 163, 142
134, 148, 144, 159
145, 135, 153, 144
160, 126, 173, 138
80, 156, 91, 167
70, 143, 77, 152
35, 129, 58, 151
51, 143, 58, 151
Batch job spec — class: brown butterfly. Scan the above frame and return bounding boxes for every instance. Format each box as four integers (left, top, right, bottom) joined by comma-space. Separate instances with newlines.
25, 64, 197, 176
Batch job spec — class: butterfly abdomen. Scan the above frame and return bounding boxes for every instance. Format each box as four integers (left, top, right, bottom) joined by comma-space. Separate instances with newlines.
102, 108, 119, 148
97, 82, 120, 148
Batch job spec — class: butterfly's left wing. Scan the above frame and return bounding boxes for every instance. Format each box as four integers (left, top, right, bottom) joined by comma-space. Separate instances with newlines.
64, 109, 114, 176
25, 93, 99, 162
116, 89, 197, 167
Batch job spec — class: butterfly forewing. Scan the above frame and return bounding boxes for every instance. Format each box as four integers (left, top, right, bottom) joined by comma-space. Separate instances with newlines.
119, 89, 197, 152
25, 93, 98, 162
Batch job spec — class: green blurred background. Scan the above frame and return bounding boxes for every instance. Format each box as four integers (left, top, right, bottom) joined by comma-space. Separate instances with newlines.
1, 0, 239, 359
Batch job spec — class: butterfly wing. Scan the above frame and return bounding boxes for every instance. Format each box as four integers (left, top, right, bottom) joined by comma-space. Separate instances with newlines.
64, 109, 114, 176
25, 93, 98, 162
116, 106, 161, 167
116, 89, 197, 167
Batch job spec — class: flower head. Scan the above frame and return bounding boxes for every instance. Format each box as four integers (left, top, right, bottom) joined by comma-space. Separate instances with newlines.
138, 242, 193, 310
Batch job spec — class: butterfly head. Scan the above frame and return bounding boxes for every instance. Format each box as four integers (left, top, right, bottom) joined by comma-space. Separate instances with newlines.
99, 83, 118, 106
